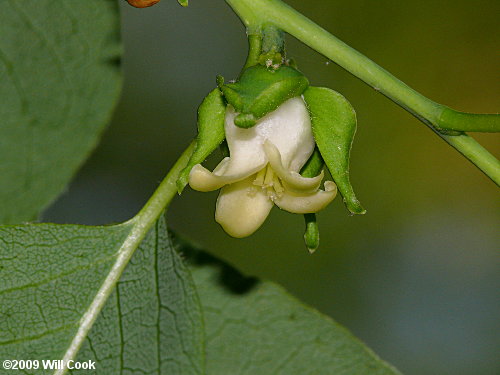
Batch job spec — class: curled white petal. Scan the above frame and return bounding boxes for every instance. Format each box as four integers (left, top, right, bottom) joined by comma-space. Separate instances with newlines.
274, 181, 338, 214
215, 177, 273, 238
189, 158, 264, 192
263, 140, 323, 193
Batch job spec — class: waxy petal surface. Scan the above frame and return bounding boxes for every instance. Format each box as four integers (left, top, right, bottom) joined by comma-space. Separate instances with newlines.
215, 177, 274, 238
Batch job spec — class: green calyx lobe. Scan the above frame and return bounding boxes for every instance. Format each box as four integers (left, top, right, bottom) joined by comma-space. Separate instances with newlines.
303, 86, 366, 215
219, 65, 309, 128
177, 88, 226, 193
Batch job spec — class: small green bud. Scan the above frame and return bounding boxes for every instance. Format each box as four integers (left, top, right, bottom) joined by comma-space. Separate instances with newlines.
303, 213, 319, 254
300, 150, 324, 253
216, 75, 225, 87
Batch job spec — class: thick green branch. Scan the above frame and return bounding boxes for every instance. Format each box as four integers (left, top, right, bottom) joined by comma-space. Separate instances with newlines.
225, 0, 500, 184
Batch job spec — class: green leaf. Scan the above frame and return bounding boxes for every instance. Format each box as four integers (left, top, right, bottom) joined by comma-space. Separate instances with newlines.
0, 218, 204, 374
303, 86, 366, 214
177, 88, 226, 193
180, 238, 401, 375
0, 211, 398, 374
0, 0, 122, 224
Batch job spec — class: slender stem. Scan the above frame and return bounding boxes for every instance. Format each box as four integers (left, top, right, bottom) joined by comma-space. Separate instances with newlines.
134, 141, 195, 226
56, 141, 195, 375
242, 34, 262, 71
226, 0, 441, 123
225, 0, 500, 184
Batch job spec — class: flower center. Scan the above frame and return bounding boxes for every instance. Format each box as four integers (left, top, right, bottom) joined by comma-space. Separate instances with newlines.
251, 164, 285, 200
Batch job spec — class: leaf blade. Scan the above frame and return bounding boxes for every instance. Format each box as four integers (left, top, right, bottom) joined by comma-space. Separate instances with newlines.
181, 240, 400, 375
0, 218, 204, 375
0, 0, 122, 224
71, 219, 204, 375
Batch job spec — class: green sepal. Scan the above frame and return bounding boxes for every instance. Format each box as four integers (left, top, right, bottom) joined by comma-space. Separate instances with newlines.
178, 0, 188, 7
303, 86, 366, 215
219, 65, 309, 128
221, 85, 245, 113
177, 88, 226, 193
234, 113, 257, 128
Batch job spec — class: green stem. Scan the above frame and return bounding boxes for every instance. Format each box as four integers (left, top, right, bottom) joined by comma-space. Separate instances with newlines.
242, 34, 262, 70
225, 0, 500, 184
134, 141, 195, 226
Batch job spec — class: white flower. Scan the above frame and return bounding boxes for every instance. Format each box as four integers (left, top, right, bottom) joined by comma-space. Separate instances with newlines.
189, 97, 337, 238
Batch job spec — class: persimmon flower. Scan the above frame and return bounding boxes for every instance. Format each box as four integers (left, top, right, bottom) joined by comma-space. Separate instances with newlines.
189, 97, 337, 238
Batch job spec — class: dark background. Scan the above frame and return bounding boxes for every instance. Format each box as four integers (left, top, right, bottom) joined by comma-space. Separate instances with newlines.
44, 1, 500, 374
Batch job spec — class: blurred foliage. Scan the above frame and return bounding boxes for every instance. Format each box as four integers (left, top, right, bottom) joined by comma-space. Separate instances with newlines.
44, 1, 500, 374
